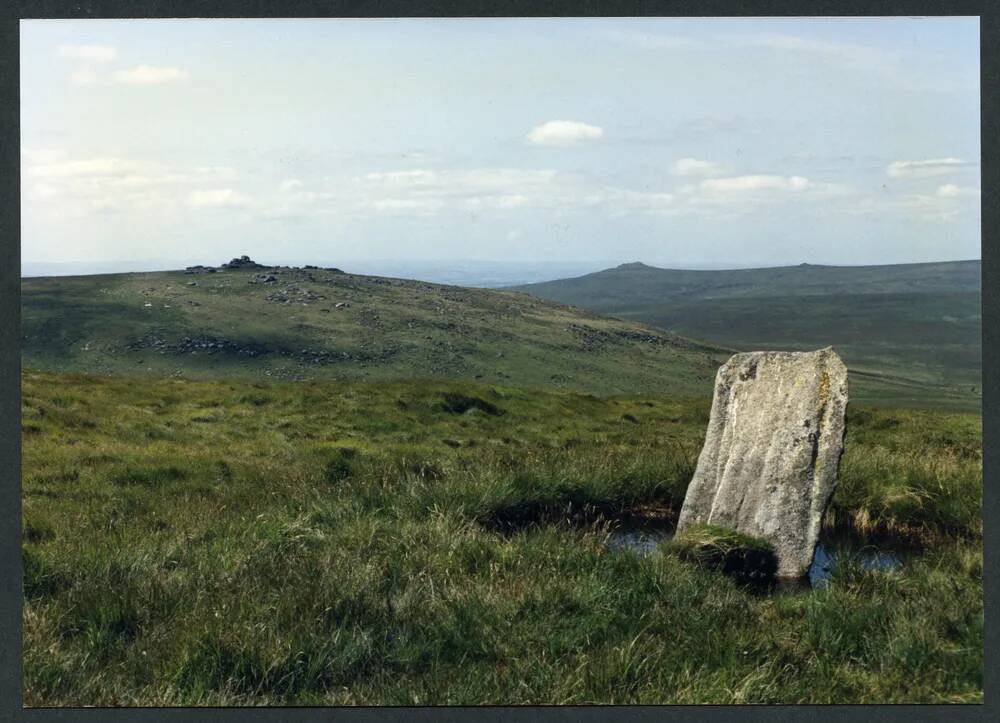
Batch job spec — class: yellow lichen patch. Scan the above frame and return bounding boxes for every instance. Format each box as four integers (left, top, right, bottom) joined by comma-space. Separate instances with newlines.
818, 371, 831, 406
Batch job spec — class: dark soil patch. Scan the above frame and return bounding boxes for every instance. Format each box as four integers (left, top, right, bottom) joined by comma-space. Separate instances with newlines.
480, 498, 677, 536
439, 393, 504, 416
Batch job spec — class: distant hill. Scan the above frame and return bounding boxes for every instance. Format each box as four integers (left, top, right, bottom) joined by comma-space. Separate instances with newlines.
21, 263, 730, 397
511, 260, 982, 409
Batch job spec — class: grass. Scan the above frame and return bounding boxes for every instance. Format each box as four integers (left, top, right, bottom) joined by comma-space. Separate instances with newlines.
21, 369, 982, 705
512, 260, 982, 409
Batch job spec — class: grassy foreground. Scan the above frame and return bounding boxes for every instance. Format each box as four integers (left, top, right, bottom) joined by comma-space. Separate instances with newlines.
22, 370, 982, 705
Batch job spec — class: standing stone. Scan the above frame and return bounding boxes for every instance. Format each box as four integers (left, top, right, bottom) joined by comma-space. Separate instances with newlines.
677, 347, 848, 579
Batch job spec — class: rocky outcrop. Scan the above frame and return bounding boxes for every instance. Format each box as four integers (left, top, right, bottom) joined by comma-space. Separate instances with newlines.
676, 347, 848, 579
221, 255, 266, 270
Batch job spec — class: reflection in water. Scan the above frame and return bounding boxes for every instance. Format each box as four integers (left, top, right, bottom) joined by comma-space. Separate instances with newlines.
605, 519, 905, 589
807, 541, 903, 587
605, 523, 673, 555
608, 527, 674, 555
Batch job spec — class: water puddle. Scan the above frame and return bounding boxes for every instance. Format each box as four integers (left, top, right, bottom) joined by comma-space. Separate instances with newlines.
605, 517, 675, 555
604, 518, 906, 589
482, 501, 909, 590
807, 539, 904, 587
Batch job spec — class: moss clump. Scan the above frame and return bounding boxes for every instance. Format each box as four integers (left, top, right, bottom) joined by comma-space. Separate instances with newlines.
671, 523, 778, 585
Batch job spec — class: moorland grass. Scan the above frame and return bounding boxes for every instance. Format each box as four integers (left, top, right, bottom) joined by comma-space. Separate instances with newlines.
512, 260, 982, 409
21, 369, 982, 704
21, 268, 727, 398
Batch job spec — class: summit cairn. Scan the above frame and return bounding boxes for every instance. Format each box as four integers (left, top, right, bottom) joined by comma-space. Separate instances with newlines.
676, 347, 849, 579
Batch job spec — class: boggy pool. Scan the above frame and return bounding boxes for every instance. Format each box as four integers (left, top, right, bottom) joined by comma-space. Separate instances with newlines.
604, 515, 906, 588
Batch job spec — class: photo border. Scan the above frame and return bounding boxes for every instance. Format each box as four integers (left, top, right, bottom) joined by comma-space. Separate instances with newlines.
1, 2, 995, 721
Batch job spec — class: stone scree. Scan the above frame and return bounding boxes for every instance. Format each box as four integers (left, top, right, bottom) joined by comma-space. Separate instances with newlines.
676, 347, 849, 579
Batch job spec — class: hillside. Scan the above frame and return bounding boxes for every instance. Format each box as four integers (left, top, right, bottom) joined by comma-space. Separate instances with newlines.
21, 260, 728, 397
512, 260, 982, 408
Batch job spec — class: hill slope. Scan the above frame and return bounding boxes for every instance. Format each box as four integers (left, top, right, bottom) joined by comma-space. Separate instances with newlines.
512, 260, 981, 409
21, 263, 728, 397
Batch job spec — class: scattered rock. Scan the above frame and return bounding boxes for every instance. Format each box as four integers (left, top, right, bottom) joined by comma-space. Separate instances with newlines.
264, 285, 325, 303
676, 347, 849, 579
123, 334, 394, 367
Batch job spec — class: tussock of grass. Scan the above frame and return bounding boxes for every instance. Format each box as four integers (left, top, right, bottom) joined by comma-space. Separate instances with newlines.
670, 524, 777, 586
21, 370, 982, 705
827, 407, 982, 543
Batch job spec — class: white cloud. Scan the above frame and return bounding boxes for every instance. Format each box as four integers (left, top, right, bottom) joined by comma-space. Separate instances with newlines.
360, 169, 552, 215
740, 34, 883, 66
21, 147, 67, 165
671, 158, 726, 177
21, 152, 223, 213
371, 198, 442, 215
596, 189, 676, 216
847, 182, 980, 224
347, 165, 833, 219
362, 168, 558, 202
729, 33, 915, 86
494, 194, 529, 209
699, 175, 812, 193
109, 65, 188, 85
886, 158, 967, 179
272, 165, 682, 219
603, 29, 706, 51
188, 166, 238, 181
69, 66, 102, 86
57, 44, 117, 63
25, 156, 138, 178
464, 194, 530, 211
526, 120, 604, 146
898, 194, 961, 222
21, 149, 863, 227
25, 183, 60, 201
365, 169, 436, 183
937, 183, 978, 198
23, 156, 236, 191
187, 189, 249, 209
665, 172, 856, 219
66, 63, 190, 87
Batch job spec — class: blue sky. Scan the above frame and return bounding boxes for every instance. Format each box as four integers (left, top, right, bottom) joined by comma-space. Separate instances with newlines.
20, 17, 981, 272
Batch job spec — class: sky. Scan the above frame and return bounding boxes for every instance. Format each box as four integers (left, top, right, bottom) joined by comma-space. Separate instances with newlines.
20, 17, 981, 275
